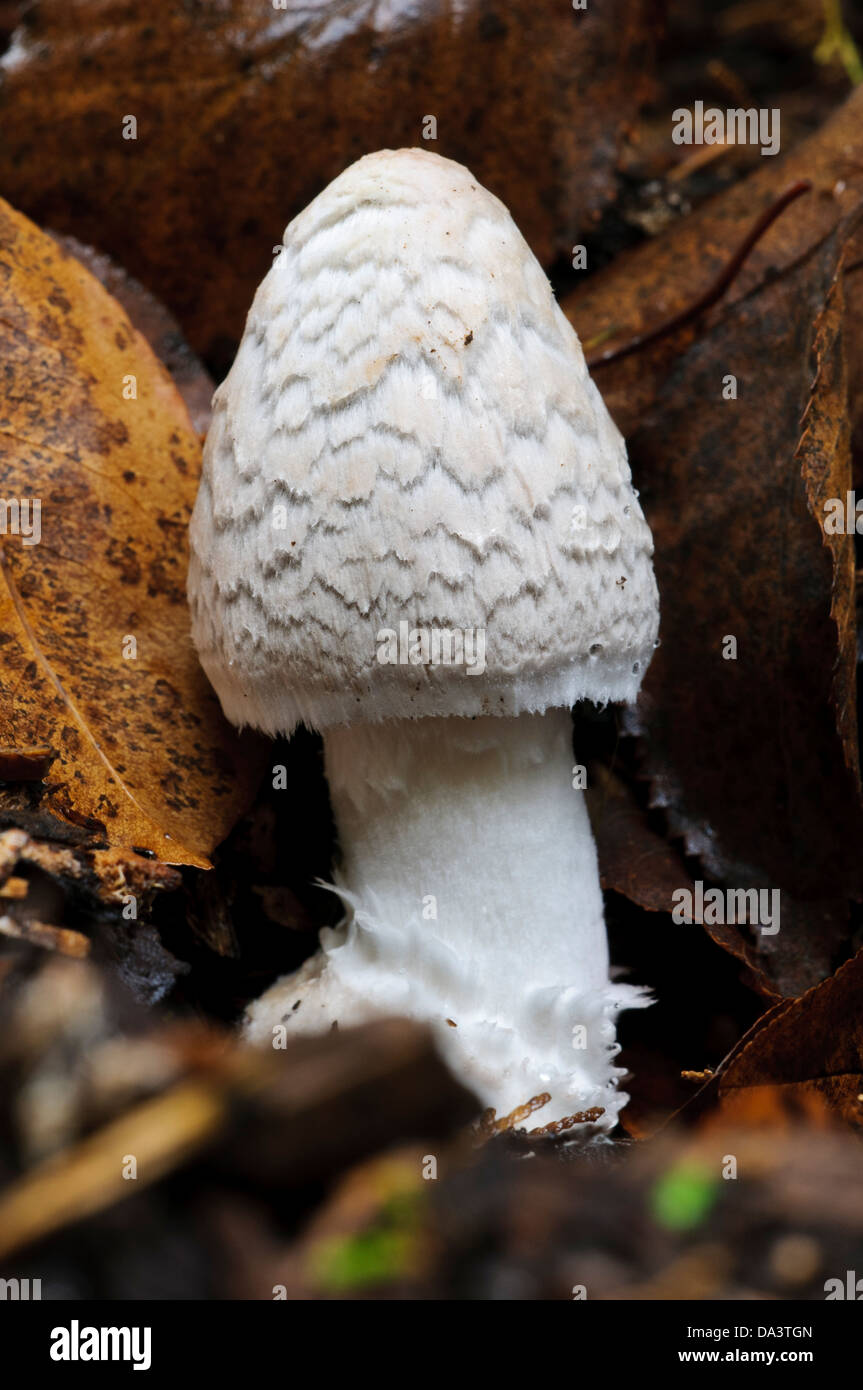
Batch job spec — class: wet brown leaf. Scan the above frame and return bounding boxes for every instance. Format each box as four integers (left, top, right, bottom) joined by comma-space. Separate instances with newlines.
568, 85, 863, 393
0, 198, 262, 867
564, 89, 863, 991
0, 0, 654, 364
718, 949, 863, 1126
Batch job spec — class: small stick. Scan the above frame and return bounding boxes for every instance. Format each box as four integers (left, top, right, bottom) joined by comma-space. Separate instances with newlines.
477, 1091, 551, 1138
0, 913, 90, 957
525, 1106, 606, 1137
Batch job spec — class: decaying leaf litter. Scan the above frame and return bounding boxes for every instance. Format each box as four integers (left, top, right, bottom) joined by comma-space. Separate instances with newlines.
0, 0, 862, 1298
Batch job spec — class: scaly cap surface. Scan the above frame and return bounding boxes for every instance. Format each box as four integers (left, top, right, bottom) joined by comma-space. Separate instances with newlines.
189, 148, 659, 732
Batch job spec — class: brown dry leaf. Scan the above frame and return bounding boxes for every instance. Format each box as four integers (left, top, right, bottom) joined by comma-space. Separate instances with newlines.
717, 949, 863, 1127
0, 198, 262, 867
563, 90, 863, 991
0, 0, 654, 364
52, 234, 214, 439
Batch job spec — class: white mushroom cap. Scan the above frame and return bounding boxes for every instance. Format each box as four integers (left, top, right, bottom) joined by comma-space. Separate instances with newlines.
189, 148, 659, 734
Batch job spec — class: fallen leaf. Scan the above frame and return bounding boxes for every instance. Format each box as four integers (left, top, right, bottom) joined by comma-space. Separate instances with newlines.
568, 84, 863, 394
717, 949, 863, 1126
563, 91, 863, 992
52, 234, 214, 438
749, 898, 849, 1000
0, 0, 655, 364
0, 198, 263, 867
587, 760, 695, 914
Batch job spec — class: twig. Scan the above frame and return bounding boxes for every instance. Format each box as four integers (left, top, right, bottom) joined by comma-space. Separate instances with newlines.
586, 180, 813, 369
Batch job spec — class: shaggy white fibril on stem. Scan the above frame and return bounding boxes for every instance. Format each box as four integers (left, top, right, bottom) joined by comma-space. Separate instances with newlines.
245, 710, 647, 1128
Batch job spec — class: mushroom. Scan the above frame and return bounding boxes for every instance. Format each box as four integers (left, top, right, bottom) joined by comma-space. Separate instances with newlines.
188, 148, 660, 1132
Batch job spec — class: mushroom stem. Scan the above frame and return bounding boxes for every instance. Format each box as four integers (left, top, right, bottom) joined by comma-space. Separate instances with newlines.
245, 709, 648, 1130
